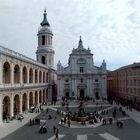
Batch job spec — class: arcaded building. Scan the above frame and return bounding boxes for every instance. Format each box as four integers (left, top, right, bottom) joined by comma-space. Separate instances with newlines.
57, 37, 107, 100
107, 63, 140, 103
0, 10, 56, 124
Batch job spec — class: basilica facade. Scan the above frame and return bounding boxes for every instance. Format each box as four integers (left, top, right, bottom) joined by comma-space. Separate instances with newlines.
0, 10, 56, 124
57, 37, 107, 100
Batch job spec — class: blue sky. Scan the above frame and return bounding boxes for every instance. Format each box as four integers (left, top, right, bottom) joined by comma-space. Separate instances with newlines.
0, 0, 140, 70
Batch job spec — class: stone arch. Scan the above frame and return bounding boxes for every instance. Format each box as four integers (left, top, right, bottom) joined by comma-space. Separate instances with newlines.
3, 61, 11, 83
3, 96, 10, 120
29, 92, 33, 108
39, 90, 42, 104
14, 94, 20, 115
35, 91, 38, 106
35, 69, 38, 83
23, 66, 27, 83
39, 71, 42, 83
29, 68, 33, 83
22, 93, 27, 112
14, 64, 20, 83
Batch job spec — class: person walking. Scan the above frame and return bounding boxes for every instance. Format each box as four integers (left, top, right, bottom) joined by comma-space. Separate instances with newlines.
53, 126, 56, 133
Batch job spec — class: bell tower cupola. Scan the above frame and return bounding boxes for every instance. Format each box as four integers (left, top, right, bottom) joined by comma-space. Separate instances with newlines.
36, 10, 55, 67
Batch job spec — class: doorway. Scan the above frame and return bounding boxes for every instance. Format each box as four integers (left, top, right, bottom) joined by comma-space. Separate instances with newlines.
95, 92, 99, 100
80, 89, 85, 100
65, 92, 69, 99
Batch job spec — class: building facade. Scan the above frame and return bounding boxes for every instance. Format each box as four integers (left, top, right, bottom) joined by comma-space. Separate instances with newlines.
57, 37, 107, 100
0, 10, 56, 124
107, 63, 140, 105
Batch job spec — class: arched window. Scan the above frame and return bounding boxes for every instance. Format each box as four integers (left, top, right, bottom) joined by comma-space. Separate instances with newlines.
42, 56, 45, 64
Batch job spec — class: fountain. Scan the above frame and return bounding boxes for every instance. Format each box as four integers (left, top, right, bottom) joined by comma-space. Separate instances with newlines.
67, 101, 89, 122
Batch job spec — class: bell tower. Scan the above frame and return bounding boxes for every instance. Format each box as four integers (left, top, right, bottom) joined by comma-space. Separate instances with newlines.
36, 10, 54, 67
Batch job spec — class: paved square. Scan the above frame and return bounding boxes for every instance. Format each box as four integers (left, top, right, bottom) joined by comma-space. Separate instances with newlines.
1, 101, 140, 140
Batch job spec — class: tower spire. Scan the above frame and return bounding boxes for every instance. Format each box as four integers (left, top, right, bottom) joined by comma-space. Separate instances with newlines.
78, 36, 83, 48
40, 9, 50, 26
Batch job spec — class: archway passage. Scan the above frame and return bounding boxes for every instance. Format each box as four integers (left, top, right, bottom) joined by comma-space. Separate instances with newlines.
43, 91, 45, 103
29, 68, 33, 83
3, 62, 11, 83
22, 93, 27, 112
39, 71, 42, 83
80, 89, 85, 100
35, 70, 38, 83
39, 91, 42, 104
14, 95, 20, 115
35, 91, 38, 106
95, 92, 100, 100
29, 92, 33, 108
14, 64, 20, 83
3, 96, 10, 120
23, 66, 27, 83
46, 89, 48, 101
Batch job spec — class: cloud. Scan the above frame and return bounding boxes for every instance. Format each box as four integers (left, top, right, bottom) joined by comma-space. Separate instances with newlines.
0, 0, 140, 70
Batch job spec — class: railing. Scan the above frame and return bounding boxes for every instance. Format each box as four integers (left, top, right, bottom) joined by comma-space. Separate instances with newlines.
0, 83, 49, 91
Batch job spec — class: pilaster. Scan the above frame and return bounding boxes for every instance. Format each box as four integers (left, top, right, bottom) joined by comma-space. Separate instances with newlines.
27, 92, 29, 110
10, 94, 14, 117
20, 66, 23, 84
19, 94, 22, 114
0, 95, 3, 125
0, 62, 3, 84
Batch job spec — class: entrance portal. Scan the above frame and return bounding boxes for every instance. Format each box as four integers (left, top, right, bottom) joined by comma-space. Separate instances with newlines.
95, 92, 99, 100
80, 89, 84, 100
65, 92, 69, 99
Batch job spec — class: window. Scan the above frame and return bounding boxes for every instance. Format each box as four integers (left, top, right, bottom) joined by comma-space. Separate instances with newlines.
81, 78, 83, 83
42, 35, 45, 45
95, 79, 98, 82
65, 79, 69, 82
80, 67, 84, 73
42, 56, 45, 64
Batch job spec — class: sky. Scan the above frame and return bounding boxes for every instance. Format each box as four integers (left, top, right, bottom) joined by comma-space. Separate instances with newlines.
0, 0, 140, 70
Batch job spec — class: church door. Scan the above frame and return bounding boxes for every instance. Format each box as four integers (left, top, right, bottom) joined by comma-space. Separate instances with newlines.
95, 92, 99, 100
80, 89, 84, 100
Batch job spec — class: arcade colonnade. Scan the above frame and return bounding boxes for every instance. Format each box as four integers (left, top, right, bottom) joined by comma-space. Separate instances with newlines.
0, 45, 56, 124
0, 89, 48, 124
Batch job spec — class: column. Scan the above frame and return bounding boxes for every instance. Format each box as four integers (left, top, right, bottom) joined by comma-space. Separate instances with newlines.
27, 92, 29, 110
0, 62, 3, 84
19, 94, 22, 114
10, 63, 14, 84
41, 90, 44, 103
20, 66, 23, 84
37, 91, 40, 106
10, 94, 14, 117
0, 95, 3, 125
41, 71, 43, 83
